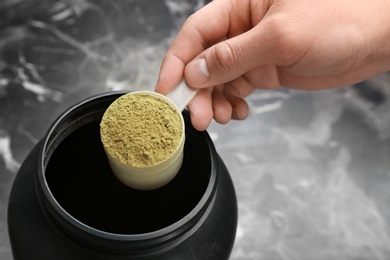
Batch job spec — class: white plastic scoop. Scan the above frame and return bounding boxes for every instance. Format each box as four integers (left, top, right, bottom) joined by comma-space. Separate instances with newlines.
101, 80, 198, 190
166, 79, 198, 112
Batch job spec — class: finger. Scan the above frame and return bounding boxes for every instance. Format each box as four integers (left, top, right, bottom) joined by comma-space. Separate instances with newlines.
225, 93, 249, 121
155, 54, 185, 95
184, 21, 280, 89
156, 0, 254, 94
169, 0, 253, 64
223, 76, 257, 98
244, 65, 282, 89
186, 88, 213, 131
212, 87, 232, 125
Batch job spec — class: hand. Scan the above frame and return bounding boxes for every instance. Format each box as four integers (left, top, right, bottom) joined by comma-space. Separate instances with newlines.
155, 0, 390, 131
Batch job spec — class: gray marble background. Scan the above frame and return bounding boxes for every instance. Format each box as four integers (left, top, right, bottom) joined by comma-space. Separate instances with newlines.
1, 0, 390, 259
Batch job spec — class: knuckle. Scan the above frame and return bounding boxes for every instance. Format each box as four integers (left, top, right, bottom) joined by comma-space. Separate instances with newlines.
209, 42, 239, 75
261, 15, 309, 65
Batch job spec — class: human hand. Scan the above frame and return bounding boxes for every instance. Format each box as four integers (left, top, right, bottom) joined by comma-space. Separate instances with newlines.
155, 0, 390, 131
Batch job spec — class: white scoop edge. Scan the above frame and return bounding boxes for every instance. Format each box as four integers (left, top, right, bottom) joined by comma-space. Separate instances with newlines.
165, 79, 198, 112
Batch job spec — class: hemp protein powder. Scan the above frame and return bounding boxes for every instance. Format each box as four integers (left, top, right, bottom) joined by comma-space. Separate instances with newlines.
100, 93, 183, 167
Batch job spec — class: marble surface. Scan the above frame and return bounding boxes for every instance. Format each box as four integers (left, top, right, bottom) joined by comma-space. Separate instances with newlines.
1, 0, 390, 259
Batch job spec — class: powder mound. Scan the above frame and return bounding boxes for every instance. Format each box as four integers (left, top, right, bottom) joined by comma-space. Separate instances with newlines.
100, 93, 183, 167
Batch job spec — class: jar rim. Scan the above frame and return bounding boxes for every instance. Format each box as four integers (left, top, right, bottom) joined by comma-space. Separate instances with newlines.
36, 91, 218, 255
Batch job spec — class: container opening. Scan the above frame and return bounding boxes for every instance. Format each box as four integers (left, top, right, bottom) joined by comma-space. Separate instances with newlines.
45, 118, 211, 234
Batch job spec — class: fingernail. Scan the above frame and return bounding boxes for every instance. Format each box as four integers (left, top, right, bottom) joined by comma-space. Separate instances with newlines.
232, 110, 241, 120
186, 58, 209, 85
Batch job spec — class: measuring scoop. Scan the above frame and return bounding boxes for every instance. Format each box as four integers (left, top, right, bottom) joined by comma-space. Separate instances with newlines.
101, 80, 198, 190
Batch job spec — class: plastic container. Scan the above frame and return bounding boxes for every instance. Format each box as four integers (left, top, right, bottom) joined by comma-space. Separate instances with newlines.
101, 91, 185, 190
8, 91, 238, 259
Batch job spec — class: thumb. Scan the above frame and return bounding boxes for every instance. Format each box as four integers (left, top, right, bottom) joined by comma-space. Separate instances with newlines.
184, 26, 275, 88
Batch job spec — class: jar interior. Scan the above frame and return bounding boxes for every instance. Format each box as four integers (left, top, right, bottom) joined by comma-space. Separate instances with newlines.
45, 117, 211, 235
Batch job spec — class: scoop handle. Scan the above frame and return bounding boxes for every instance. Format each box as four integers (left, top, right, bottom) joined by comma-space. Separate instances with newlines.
165, 79, 198, 111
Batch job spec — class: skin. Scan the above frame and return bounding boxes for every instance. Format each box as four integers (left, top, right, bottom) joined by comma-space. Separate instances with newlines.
155, 0, 390, 131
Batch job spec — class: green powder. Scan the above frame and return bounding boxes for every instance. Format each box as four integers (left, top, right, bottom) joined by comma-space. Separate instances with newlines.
100, 92, 183, 167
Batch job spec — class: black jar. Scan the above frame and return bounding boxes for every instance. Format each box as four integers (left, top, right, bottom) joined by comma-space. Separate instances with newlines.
8, 91, 237, 260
